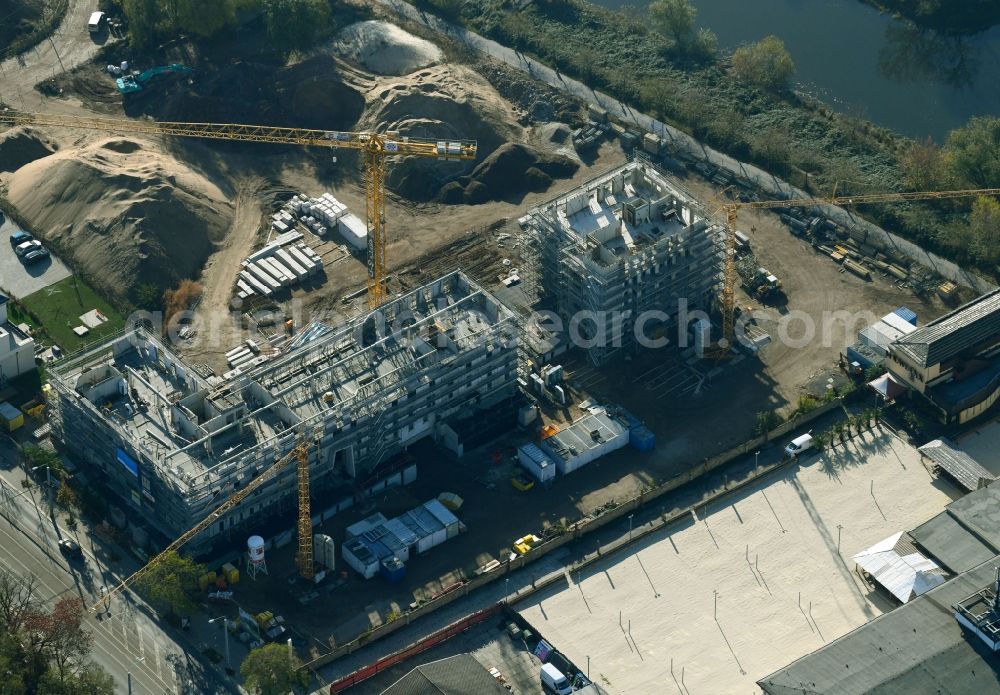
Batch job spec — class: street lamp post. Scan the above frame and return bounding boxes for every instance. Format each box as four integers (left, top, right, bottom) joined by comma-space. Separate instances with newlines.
628, 514, 634, 542
209, 617, 230, 669
755, 450, 760, 475
504, 578, 509, 606
30, 465, 53, 506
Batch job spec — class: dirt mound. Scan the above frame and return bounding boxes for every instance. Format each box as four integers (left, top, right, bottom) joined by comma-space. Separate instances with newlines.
6, 137, 232, 301
529, 122, 581, 163
0, 127, 57, 172
440, 143, 579, 204
126, 55, 364, 133
363, 64, 525, 201
334, 21, 442, 76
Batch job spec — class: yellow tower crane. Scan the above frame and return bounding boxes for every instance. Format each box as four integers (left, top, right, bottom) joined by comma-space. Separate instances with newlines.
715, 187, 1000, 354
0, 112, 478, 308
89, 442, 312, 613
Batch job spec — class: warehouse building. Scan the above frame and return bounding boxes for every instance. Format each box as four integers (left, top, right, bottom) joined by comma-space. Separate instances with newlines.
48, 271, 519, 542
520, 162, 723, 365
887, 289, 1000, 423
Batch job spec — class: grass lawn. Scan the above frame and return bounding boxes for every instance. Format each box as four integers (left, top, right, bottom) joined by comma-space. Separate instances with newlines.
15, 276, 126, 353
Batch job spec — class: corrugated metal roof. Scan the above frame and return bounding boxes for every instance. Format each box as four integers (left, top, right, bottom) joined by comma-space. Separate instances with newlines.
919, 438, 995, 492
381, 654, 508, 695
851, 532, 946, 604
759, 558, 1000, 695
911, 513, 995, 574
891, 289, 1000, 368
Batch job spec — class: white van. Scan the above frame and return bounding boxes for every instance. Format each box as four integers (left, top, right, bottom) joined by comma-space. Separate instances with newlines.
88, 11, 107, 33
540, 663, 572, 695
784, 432, 814, 458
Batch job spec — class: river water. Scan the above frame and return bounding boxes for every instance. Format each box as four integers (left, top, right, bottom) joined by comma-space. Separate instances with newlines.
590, 0, 1000, 141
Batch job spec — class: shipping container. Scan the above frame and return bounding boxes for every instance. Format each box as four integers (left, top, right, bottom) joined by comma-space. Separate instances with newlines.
346, 512, 387, 539
342, 537, 379, 579
0, 403, 23, 432
893, 306, 918, 326
338, 213, 368, 251
630, 426, 655, 452
540, 410, 629, 475
518, 443, 556, 482
424, 499, 461, 540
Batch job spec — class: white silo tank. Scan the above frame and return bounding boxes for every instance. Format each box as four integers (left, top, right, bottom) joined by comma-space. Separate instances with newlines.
248, 535, 265, 561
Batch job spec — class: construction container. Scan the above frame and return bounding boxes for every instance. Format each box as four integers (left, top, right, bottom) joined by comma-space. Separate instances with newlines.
629, 425, 655, 452
518, 443, 556, 482
424, 499, 461, 540
342, 537, 379, 579
540, 410, 629, 475
338, 214, 368, 251
222, 562, 239, 585
380, 556, 406, 583
893, 307, 917, 326
0, 402, 24, 432
346, 512, 388, 539
642, 132, 661, 154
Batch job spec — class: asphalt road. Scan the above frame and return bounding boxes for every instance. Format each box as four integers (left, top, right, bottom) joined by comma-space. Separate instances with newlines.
0, 214, 72, 298
0, 444, 232, 695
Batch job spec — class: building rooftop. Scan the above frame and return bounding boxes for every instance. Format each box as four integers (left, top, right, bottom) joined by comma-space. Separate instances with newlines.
910, 482, 1000, 574
892, 288, 1000, 368
919, 438, 995, 493
540, 410, 627, 464
758, 558, 1000, 695
380, 654, 508, 695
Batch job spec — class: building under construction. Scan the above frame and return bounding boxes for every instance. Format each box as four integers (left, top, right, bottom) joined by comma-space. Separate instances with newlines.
520, 162, 723, 365
48, 271, 518, 541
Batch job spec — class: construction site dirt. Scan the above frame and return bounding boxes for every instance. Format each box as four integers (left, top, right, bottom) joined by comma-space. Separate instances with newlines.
1, 2, 968, 676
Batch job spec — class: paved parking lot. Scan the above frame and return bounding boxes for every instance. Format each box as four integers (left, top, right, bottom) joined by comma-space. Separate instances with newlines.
0, 214, 71, 298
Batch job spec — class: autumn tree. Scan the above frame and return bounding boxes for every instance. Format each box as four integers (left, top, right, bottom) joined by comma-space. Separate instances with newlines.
731, 36, 795, 92
649, 0, 716, 60
970, 196, 1000, 266
263, 0, 332, 57
241, 643, 310, 695
902, 137, 949, 190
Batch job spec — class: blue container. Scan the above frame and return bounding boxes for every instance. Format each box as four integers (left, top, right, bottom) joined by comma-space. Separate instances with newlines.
380, 556, 406, 583
893, 307, 917, 326
630, 426, 655, 452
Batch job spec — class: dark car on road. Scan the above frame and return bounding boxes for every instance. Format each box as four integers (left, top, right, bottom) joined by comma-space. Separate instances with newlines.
58, 538, 83, 559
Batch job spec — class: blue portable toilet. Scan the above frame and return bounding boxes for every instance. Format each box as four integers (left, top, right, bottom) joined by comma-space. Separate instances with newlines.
630, 426, 655, 452
380, 556, 406, 583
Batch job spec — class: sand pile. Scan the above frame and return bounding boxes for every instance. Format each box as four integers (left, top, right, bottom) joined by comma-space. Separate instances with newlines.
333, 21, 442, 76
6, 138, 232, 301
0, 127, 57, 172
364, 64, 525, 201
439, 143, 579, 204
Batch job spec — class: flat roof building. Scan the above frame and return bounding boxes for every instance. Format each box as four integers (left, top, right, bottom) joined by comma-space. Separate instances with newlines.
0, 294, 35, 387
888, 289, 1000, 424
521, 162, 723, 365
48, 271, 519, 543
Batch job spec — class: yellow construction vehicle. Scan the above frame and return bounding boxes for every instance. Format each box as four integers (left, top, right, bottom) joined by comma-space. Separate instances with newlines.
714, 187, 1000, 356
0, 112, 478, 308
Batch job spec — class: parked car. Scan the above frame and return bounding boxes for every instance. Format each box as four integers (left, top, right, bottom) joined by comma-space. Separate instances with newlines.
15, 240, 42, 257
784, 432, 814, 458
58, 538, 82, 559
22, 247, 50, 264
9, 231, 33, 248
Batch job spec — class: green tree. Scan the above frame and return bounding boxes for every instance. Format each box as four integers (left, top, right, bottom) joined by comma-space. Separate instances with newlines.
240, 643, 309, 695
969, 196, 1000, 265
649, 0, 696, 48
177, 0, 238, 37
134, 551, 204, 617
21, 446, 65, 477
731, 35, 795, 92
944, 116, 1000, 189
123, 0, 160, 49
263, 0, 332, 57
37, 664, 114, 695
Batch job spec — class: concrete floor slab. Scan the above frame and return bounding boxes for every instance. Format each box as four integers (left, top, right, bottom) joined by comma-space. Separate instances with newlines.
515, 432, 954, 695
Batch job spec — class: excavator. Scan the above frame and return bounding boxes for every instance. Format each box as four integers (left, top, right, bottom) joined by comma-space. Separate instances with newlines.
116, 63, 194, 94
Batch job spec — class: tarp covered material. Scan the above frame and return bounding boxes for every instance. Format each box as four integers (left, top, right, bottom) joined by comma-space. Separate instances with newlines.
867, 372, 907, 401
853, 532, 947, 603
